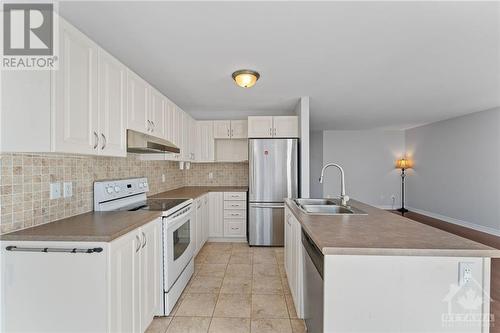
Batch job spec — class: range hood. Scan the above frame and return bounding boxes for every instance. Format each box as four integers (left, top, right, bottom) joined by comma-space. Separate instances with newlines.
127, 129, 180, 154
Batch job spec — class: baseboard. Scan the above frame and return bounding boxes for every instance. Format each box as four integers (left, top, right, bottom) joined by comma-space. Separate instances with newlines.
406, 206, 500, 237
207, 237, 247, 243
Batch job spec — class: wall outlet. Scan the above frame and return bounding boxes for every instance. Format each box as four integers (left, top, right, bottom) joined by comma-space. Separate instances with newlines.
63, 182, 73, 198
50, 182, 61, 200
162, 174, 166, 183
459, 262, 474, 285
208, 172, 213, 180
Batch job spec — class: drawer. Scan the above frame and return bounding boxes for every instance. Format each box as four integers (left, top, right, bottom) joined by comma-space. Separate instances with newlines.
224, 192, 247, 201
224, 220, 246, 237
224, 210, 246, 219
224, 201, 246, 210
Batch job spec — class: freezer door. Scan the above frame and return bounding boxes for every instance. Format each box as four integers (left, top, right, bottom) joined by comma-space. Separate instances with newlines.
249, 139, 298, 202
248, 203, 285, 246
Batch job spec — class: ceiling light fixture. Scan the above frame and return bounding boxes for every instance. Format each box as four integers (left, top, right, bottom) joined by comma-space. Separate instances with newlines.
232, 69, 260, 88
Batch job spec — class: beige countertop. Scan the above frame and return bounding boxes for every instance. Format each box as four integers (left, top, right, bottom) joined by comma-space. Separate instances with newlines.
0, 211, 162, 242
285, 199, 500, 257
0, 186, 247, 243
150, 186, 248, 199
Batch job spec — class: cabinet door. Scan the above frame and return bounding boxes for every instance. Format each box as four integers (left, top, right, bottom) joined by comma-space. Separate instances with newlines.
273, 116, 299, 138
196, 199, 203, 254
230, 120, 248, 139
208, 192, 224, 238
54, 19, 98, 155
189, 116, 197, 161
171, 106, 182, 159
109, 231, 140, 333
150, 88, 166, 139
127, 70, 149, 134
284, 209, 292, 279
247, 116, 273, 138
196, 121, 214, 162
98, 49, 127, 157
213, 120, 231, 139
164, 99, 174, 143
202, 195, 209, 243
140, 219, 162, 332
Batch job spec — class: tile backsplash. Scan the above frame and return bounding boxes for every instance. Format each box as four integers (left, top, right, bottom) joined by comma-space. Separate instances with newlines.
185, 162, 248, 187
0, 153, 248, 234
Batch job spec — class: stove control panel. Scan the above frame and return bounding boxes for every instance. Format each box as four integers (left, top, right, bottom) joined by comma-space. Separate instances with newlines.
94, 177, 149, 208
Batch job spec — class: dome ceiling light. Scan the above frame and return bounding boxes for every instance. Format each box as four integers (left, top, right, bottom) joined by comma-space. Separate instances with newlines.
232, 69, 260, 88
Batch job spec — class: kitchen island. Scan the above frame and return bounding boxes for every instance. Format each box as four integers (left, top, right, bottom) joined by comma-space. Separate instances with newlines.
284, 199, 500, 333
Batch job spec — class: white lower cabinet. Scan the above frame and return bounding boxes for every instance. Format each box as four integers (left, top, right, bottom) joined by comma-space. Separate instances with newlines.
207, 191, 247, 240
208, 192, 224, 238
109, 217, 162, 333
284, 206, 304, 318
1, 217, 162, 333
194, 194, 210, 256
223, 192, 247, 238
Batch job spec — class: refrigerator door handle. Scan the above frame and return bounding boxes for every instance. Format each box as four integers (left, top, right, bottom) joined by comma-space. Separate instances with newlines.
249, 204, 284, 209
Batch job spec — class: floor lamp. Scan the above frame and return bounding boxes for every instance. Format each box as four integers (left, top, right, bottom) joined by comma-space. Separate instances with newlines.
395, 158, 412, 215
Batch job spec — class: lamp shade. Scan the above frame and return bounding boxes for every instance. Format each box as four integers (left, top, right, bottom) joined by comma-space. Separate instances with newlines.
395, 158, 412, 169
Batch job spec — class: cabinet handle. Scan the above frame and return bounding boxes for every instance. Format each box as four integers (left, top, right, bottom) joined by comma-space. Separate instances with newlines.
141, 232, 146, 248
227, 128, 230, 137
135, 235, 141, 252
231, 129, 234, 137
231, 213, 239, 216
93, 131, 99, 149
269, 128, 272, 136
274, 128, 277, 136
151, 121, 155, 131
101, 133, 107, 150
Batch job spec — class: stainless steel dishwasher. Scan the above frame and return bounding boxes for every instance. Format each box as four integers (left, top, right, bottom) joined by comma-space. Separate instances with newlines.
302, 228, 324, 333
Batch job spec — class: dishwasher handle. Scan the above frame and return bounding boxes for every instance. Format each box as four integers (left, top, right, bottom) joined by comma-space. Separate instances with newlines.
302, 228, 324, 279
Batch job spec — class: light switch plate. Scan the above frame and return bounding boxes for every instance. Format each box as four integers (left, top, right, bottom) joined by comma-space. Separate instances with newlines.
63, 182, 73, 198
50, 183, 61, 200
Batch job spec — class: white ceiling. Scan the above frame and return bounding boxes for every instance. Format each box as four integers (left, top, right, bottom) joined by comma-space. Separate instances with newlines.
59, 1, 500, 131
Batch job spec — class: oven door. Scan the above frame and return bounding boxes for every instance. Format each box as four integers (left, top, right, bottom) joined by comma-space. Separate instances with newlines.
164, 205, 194, 291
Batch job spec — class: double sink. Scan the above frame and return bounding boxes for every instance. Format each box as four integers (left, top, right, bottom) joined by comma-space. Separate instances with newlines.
294, 198, 367, 215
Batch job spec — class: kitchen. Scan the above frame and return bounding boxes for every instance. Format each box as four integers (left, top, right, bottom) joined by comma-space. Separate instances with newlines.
1, 1, 500, 333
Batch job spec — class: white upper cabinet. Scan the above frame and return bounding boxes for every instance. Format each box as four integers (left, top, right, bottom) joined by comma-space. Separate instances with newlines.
248, 116, 298, 138
214, 120, 248, 139
150, 88, 166, 139
214, 120, 231, 139
127, 70, 149, 134
229, 120, 248, 139
247, 116, 274, 138
273, 116, 299, 138
97, 49, 127, 157
196, 121, 215, 162
53, 19, 99, 155
164, 99, 175, 143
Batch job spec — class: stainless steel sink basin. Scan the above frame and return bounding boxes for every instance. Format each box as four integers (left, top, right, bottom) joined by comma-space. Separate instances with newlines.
294, 198, 339, 206
293, 198, 367, 215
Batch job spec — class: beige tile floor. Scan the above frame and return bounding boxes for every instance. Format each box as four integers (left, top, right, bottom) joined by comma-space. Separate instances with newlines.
146, 242, 307, 333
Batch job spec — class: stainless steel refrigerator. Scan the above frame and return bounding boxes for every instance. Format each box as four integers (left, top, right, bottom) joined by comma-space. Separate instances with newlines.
248, 138, 299, 246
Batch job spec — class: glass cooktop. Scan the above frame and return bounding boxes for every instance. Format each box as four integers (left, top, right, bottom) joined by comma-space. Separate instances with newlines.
125, 198, 190, 212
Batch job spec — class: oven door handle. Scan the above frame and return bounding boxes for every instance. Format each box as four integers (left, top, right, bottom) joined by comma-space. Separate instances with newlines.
165, 205, 193, 230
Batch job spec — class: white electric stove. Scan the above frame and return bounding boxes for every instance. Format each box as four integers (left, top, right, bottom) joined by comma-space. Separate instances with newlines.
94, 177, 194, 316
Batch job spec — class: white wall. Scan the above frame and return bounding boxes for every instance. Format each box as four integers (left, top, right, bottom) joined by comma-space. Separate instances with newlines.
322, 130, 405, 208
405, 107, 500, 235
295, 97, 310, 198
310, 131, 323, 198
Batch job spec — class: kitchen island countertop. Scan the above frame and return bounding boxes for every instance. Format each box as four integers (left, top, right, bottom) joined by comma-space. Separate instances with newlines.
285, 198, 500, 257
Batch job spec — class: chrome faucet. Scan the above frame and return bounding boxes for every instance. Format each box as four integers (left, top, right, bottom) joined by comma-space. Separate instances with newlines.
319, 163, 350, 206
